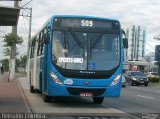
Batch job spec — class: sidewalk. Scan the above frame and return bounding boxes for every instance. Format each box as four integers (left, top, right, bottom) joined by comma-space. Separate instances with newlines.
0, 72, 29, 113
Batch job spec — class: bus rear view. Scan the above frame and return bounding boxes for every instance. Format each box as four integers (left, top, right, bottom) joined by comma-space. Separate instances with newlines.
29, 15, 128, 104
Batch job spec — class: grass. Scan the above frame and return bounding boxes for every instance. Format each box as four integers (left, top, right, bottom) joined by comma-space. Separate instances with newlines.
149, 82, 160, 87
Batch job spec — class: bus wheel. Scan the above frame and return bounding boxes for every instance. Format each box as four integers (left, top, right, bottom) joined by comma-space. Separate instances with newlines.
30, 85, 36, 93
42, 93, 51, 102
93, 97, 104, 104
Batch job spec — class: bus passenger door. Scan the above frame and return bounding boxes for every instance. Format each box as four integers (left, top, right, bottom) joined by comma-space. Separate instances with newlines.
42, 26, 50, 93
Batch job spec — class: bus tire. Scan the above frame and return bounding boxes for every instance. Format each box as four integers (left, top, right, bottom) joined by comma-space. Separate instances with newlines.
93, 97, 104, 104
42, 93, 51, 102
29, 71, 35, 93
30, 85, 36, 93
39, 73, 42, 93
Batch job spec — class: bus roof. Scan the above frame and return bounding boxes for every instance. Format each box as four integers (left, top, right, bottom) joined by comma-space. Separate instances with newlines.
50, 15, 119, 22
31, 15, 120, 42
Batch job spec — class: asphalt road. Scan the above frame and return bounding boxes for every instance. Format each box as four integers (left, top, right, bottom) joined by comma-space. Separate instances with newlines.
102, 85, 160, 118
18, 77, 160, 119
104, 85, 160, 113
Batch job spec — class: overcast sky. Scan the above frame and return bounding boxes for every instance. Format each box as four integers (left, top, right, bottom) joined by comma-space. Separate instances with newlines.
0, 0, 160, 59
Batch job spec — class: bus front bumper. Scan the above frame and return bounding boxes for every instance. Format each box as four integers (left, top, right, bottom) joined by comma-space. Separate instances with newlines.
48, 84, 121, 98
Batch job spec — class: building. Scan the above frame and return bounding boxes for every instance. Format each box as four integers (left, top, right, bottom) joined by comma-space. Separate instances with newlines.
144, 52, 159, 72
124, 25, 146, 61
123, 24, 147, 72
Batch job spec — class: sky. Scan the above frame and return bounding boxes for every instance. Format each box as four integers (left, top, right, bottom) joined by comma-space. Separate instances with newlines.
0, 0, 160, 59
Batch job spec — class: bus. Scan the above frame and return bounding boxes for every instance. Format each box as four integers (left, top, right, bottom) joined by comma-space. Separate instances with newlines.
29, 15, 128, 104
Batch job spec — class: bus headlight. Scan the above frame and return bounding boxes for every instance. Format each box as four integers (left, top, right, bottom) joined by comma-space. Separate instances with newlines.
50, 72, 63, 85
110, 74, 121, 86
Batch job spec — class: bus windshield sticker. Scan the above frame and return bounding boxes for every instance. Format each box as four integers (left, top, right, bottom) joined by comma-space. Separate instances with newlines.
58, 57, 83, 63
89, 62, 96, 69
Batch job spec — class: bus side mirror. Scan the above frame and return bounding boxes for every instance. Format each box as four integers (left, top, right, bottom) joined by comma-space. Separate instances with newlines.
44, 33, 49, 44
122, 29, 128, 49
123, 38, 128, 49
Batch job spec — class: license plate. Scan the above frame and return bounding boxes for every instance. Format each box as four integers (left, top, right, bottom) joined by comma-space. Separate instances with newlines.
80, 92, 93, 97
140, 81, 144, 83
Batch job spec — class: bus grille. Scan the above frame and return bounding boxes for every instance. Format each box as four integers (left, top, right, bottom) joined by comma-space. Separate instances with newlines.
66, 88, 105, 96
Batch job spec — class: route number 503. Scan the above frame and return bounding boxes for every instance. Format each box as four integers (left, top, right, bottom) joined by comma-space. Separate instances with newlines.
81, 20, 93, 27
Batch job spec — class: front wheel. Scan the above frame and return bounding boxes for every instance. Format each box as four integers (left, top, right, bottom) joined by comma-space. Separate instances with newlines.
30, 85, 36, 93
93, 97, 104, 104
42, 93, 51, 103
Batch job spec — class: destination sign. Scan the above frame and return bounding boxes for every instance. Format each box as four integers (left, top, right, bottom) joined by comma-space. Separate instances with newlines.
53, 17, 119, 30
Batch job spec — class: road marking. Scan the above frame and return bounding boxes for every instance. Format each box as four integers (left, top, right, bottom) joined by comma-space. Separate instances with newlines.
137, 95, 155, 100
86, 98, 139, 119
102, 104, 140, 119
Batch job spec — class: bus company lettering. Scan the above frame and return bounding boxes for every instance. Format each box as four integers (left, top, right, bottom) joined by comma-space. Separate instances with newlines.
59, 57, 83, 63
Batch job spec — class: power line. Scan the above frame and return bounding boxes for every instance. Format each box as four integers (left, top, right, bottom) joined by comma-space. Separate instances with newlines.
22, 16, 29, 34
145, 41, 155, 51
19, 1, 29, 34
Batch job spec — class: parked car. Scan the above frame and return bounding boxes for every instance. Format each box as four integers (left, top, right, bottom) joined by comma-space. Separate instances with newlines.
146, 72, 159, 78
124, 71, 148, 86
122, 75, 126, 87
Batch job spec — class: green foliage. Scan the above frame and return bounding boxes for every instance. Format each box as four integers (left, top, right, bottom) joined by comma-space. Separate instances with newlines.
3, 33, 23, 46
3, 47, 19, 57
3, 47, 11, 56
0, 55, 27, 72
0, 59, 9, 71
15, 55, 27, 72
148, 77, 160, 83
20, 55, 27, 69
16, 58, 21, 72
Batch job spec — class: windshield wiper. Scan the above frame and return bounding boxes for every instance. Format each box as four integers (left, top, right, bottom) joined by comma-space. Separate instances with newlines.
90, 33, 104, 49
70, 30, 82, 48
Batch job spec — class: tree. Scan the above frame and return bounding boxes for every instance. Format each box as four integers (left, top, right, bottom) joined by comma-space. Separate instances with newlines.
20, 55, 27, 71
3, 33, 23, 81
15, 55, 27, 72
3, 47, 11, 56
3, 47, 19, 57
0, 59, 9, 72
15, 58, 21, 72
3, 33, 23, 46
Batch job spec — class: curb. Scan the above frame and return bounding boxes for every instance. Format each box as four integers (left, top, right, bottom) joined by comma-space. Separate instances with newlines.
17, 78, 32, 113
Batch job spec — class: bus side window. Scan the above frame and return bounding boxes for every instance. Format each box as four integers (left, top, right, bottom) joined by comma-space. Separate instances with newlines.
37, 33, 41, 56
44, 26, 50, 44
30, 38, 36, 59
41, 31, 44, 55
41, 28, 47, 54
29, 41, 32, 59
37, 30, 45, 56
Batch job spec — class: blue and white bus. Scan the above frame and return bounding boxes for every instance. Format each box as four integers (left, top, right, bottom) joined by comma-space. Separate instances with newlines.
29, 15, 128, 104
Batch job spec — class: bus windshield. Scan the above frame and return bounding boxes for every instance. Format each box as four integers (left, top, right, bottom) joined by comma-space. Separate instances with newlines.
52, 30, 120, 71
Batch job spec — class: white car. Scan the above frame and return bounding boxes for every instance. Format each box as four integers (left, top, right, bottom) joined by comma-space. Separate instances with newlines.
146, 72, 159, 78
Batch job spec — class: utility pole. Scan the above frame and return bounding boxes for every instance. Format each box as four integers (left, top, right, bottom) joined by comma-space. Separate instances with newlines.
19, 1, 32, 82
9, 1, 19, 81
26, 8, 32, 82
